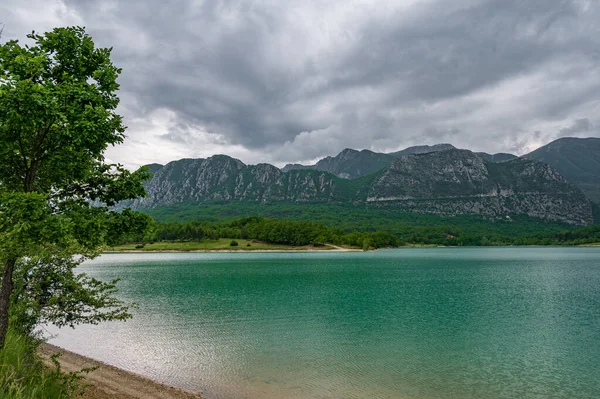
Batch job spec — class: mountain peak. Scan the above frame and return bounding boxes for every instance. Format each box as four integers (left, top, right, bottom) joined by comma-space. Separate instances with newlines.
206, 154, 245, 164
340, 148, 359, 155
142, 163, 164, 175
281, 143, 456, 178
389, 143, 456, 157
523, 137, 600, 202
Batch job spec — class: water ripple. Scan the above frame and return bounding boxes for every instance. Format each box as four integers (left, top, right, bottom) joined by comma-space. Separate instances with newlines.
48, 248, 600, 399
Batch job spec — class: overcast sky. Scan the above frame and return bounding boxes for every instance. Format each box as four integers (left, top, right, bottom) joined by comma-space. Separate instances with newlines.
2, 0, 599, 168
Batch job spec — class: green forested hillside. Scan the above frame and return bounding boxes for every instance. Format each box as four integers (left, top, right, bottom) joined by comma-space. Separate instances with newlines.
139, 202, 587, 242
122, 208, 600, 248
524, 137, 600, 203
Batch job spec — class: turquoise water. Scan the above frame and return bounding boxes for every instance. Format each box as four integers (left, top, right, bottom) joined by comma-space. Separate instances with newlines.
47, 248, 600, 399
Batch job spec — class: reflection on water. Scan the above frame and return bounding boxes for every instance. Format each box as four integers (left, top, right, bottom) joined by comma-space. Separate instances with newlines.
47, 248, 600, 399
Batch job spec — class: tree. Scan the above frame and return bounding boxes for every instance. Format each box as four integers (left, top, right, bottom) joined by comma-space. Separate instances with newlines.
0, 27, 149, 348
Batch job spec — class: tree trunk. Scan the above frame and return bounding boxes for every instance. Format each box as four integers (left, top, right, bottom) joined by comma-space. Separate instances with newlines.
0, 258, 16, 349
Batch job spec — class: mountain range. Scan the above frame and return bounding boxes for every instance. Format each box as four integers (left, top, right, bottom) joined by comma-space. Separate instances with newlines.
123, 137, 600, 226
281, 144, 457, 178
276, 138, 599, 204
281, 143, 522, 178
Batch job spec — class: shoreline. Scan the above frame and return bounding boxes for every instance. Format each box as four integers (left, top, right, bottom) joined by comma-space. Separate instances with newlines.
102, 244, 600, 253
104, 244, 362, 253
40, 343, 204, 399
103, 248, 361, 253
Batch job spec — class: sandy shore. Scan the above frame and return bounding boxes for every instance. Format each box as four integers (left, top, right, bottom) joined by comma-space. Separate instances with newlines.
40, 344, 204, 399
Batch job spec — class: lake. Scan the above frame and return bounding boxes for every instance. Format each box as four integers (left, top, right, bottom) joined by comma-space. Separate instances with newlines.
47, 248, 600, 399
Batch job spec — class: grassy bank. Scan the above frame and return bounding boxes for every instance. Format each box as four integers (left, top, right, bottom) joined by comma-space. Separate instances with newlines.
108, 238, 353, 252
0, 330, 82, 399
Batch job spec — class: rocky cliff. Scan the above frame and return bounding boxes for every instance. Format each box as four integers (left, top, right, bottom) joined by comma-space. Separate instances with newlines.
282, 149, 395, 178
127, 150, 594, 225
281, 144, 454, 179
366, 150, 593, 225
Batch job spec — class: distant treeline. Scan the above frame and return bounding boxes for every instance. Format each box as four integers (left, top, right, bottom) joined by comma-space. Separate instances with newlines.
121, 215, 600, 248
145, 202, 600, 236
137, 217, 398, 250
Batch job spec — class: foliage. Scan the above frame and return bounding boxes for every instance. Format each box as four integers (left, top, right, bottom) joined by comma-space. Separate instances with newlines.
229, 240, 238, 247
10, 252, 133, 336
0, 329, 89, 398
135, 201, 590, 245
545, 225, 600, 245
110, 239, 326, 251
0, 26, 149, 348
145, 202, 569, 233
118, 216, 400, 249
117, 209, 600, 248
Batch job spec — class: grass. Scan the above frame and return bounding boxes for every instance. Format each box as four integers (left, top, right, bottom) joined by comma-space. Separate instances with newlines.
0, 329, 84, 399
107, 238, 345, 252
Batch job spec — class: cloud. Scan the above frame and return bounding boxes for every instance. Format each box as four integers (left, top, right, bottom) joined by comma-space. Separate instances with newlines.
1, 0, 600, 167
557, 118, 594, 137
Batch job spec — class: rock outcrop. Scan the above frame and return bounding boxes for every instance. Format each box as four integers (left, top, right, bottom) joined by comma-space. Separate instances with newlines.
124, 149, 594, 225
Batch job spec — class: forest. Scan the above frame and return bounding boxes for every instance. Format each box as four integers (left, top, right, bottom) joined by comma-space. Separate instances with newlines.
120, 214, 600, 249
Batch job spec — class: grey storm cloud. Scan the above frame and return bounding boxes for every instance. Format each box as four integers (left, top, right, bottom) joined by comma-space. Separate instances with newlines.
557, 118, 594, 137
1, 0, 600, 167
